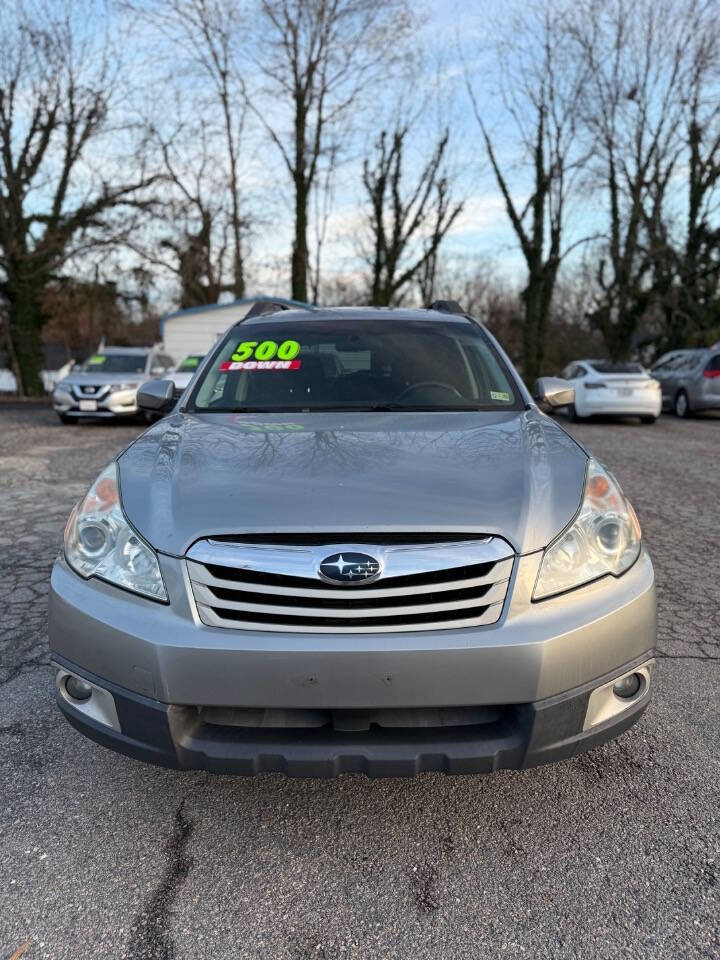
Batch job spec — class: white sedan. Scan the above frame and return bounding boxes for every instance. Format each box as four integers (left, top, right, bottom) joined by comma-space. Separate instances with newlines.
560, 360, 662, 423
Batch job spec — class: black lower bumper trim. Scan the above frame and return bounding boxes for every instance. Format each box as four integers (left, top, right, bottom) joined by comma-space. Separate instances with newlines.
51, 652, 653, 777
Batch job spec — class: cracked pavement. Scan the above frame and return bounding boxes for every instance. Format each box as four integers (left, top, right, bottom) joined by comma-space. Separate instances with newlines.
0, 405, 718, 960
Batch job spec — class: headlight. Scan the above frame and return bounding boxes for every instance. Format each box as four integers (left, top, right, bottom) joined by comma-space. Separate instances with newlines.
110, 382, 139, 392
533, 459, 641, 600
64, 462, 167, 601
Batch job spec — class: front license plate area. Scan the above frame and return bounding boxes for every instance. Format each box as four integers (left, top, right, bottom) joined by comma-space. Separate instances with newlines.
79, 399, 98, 411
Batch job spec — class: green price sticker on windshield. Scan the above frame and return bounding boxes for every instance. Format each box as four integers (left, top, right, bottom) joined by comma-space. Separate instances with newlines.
89, 354, 106, 364
220, 339, 302, 372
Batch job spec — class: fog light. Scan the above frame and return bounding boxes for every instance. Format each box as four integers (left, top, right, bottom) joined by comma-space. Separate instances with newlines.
613, 673, 642, 699
65, 675, 92, 702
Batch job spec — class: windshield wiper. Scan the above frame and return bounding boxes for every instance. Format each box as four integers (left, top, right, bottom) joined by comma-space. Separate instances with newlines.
191, 403, 491, 414
358, 403, 487, 412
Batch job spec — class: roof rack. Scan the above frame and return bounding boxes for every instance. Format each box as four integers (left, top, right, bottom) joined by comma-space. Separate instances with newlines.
243, 299, 314, 320
427, 300, 466, 316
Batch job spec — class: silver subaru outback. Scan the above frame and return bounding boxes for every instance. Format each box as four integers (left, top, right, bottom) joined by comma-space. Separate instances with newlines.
48, 303, 656, 777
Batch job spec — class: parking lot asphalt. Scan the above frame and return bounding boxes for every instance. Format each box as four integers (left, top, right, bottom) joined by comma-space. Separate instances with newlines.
0, 405, 718, 960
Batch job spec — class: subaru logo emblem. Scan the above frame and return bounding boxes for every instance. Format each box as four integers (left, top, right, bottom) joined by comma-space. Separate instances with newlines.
318, 552, 382, 585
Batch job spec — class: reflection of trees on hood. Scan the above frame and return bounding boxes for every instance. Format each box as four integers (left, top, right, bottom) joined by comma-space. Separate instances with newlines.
131, 412, 558, 484
131, 412, 579, 498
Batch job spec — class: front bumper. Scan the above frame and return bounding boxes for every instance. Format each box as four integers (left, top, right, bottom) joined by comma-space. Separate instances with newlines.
49, 548, 656, 775
53, 388, 140, 418
52, 651, 654, 776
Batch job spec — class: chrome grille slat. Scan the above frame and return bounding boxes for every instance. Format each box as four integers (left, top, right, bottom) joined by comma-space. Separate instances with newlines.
187, 537, 512, 580
194, 600, 506, 633
186, 536, 514, 633
191, 579, 509, 619
186, 557, 514, 599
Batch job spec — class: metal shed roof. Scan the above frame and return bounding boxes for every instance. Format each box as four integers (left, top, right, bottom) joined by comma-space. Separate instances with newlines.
160, 295, 313, 336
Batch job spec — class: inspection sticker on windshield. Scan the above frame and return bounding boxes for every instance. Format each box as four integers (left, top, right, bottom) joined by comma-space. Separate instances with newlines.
491, 390, 511, 402
219, 338, 302, 371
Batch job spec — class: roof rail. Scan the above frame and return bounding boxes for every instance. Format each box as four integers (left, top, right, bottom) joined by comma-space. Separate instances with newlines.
243, 299, 314, 320
427, 300, 466, 316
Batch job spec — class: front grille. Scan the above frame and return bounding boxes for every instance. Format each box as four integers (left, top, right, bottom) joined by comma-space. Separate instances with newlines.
186, 537, 514, 633
194, 704, 503, 731
71, 384, 109, 400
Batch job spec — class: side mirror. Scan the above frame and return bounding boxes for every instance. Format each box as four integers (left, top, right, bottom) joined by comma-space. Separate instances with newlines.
138, 379, 176, 412
535, 376, 575, 408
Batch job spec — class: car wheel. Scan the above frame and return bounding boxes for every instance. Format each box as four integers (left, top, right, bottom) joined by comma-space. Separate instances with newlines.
674, 390, 690, 418
58, 414, 75, 425
568, 403, 586, 423
640, 415, 657, 424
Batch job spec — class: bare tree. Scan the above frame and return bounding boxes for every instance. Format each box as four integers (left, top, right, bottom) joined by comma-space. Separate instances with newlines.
0, 1, 157, 395
130, 119, 237, 308
361, 126, 463, 306
570, 0, 701, 359
642, 4, 720, 352
308, 142, 338, 304
129, 0, 249, 300
253, 0, 413, 303
465, 1, 591, 385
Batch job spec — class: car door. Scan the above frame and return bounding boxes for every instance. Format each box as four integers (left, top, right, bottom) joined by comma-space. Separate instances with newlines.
656, 355, 686, 408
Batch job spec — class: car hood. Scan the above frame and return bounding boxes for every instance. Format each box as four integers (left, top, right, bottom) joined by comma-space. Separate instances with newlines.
117, 410, 588, 556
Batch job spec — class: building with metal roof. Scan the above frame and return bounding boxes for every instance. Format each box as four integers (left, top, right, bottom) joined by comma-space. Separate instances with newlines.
160, 296, 313, 361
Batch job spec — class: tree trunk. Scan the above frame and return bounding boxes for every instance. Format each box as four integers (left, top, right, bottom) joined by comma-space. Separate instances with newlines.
292, 175, 309, 302
522, 277, 542, 387
8, 271, 46, 396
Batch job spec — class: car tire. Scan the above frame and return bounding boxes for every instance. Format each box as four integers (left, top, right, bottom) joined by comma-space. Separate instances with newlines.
640, 416, 657, 424
674, 390, 691, 418
58, 414, 75, 425
568, 404, 586, 423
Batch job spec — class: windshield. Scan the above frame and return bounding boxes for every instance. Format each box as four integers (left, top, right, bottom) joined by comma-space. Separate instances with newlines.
178, 355, 204, 372
651, 352, 699, 372
672, 352, 705, 371
82, 353, 148, 374
588, 361, 644, 374
188, 317, 522, 413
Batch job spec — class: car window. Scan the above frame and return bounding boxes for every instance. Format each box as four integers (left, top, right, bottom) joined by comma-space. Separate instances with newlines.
651, 354, 680, 372
672, 352, 705, 372
82, 353, 149, 374
705, 355, 720, 372
189, 317, 523, 412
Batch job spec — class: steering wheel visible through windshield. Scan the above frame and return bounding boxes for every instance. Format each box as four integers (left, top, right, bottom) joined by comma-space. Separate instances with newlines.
187, 316, 522, 413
